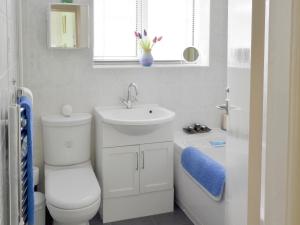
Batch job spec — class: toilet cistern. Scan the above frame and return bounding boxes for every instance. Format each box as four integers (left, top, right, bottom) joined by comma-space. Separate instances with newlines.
121, 82, 138, 109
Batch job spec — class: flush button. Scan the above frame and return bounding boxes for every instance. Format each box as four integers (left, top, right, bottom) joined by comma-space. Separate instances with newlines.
65, 141, 73, 148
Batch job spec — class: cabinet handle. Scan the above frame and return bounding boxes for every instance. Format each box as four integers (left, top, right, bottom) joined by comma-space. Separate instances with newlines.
142, 151, 145, 169
136, 152, 139, 170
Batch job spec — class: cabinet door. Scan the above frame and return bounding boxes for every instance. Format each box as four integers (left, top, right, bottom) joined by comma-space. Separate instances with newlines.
140, 142, 174, 193
103, 145, 140, 198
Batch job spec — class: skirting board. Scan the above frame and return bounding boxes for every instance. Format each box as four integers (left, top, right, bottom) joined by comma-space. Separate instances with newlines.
101, 189, 174, 223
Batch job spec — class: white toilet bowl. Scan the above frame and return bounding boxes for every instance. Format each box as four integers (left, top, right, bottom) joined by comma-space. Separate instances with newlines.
45, 162, 101, 225
42, 113, 101, 225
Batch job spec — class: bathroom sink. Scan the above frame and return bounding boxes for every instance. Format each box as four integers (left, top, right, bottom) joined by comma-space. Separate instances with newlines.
95, 105, 175, 126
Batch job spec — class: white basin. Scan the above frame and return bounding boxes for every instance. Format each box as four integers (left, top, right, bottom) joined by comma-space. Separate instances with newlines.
95, 105, 175, 126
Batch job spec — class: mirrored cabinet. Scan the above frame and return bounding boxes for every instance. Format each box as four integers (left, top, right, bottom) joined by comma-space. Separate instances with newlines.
48, 3, 89, 49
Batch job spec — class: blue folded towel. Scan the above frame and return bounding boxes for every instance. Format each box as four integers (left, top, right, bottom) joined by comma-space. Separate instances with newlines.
19, 96, 34, 225
181, 147, 225, 201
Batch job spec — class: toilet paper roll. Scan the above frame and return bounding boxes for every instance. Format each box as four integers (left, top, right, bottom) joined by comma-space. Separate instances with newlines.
33, 166, 39, 186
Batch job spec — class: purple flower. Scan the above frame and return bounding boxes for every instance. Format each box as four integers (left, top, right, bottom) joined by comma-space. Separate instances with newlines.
144, 29, 147, 36
153, 36, 157, 43
134, 31, 142, 39
157, 36, 163, 41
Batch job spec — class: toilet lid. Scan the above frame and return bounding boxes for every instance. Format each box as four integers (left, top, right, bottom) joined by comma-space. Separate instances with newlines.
46, 165, 101, 210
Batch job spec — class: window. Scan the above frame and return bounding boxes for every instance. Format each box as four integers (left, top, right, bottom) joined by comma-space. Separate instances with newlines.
94, 0, 210, 65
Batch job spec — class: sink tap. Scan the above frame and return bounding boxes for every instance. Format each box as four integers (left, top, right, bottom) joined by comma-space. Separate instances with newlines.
121, 83, 138, 109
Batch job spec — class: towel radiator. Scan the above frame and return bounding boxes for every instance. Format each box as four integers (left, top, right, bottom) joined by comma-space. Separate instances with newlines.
9, 88, 33, 225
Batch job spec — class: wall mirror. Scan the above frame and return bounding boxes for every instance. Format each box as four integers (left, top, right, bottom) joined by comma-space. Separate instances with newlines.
183, 47, 200, 63
48, 3, 89, 49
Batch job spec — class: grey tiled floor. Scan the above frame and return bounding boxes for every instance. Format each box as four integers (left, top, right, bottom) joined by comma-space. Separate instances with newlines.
46, 205, 194, 225
90, 205, 194, 225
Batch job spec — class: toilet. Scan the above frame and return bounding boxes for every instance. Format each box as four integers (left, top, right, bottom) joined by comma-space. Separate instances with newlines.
42, 113, 101, 225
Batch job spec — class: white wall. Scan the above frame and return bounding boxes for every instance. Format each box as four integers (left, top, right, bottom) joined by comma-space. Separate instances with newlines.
22, 0, 228, 183
0, 0, 20, 224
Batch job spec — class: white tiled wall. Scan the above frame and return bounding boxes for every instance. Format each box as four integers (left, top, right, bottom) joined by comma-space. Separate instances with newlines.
22, 0, 228, 183
0, 0, 19, 224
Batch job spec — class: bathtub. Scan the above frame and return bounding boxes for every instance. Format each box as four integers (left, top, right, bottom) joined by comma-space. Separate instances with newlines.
174, 129, 226, 225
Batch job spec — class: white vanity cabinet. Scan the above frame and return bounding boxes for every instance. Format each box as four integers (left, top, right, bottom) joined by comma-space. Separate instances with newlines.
139, 142, 173, 193
102, 145, 140, 198
95, 105, 175, 223
103, 142, 173, 199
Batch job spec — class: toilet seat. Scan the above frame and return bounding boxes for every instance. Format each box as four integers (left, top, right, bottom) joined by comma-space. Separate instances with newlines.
45, 163, 101, 210
47, 198, 100, 225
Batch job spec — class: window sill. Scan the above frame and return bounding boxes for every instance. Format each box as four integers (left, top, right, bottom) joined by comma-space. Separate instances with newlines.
92, 62, 209, 69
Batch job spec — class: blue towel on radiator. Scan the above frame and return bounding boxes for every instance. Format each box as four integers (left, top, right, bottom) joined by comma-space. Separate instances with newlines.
181, 147, 225, 201
19, 96, 34, 225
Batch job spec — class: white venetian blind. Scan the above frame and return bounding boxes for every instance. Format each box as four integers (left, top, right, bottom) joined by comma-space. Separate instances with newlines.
147, 0, 193, 61
94, 0, 210, 65
94, 0, 138, 60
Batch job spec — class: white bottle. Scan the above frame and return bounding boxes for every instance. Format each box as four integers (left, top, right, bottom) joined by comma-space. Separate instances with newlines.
221, 113, 228, 131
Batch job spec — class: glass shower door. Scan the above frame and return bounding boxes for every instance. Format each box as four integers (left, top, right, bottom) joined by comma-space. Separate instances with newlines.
225, 0, 252, 225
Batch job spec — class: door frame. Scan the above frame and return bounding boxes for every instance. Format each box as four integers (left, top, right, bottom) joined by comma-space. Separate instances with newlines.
247, 0, 265, 224
286, 0, 300, 223
262, 0, 300, 224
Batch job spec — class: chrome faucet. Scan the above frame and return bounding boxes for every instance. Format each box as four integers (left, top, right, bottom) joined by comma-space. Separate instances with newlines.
216, 88, 230, 115
216, 87, 240, 114
121, 83, 138, 109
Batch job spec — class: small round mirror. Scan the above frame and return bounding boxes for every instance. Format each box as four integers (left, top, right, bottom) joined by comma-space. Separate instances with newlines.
183, 47, 200, 63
